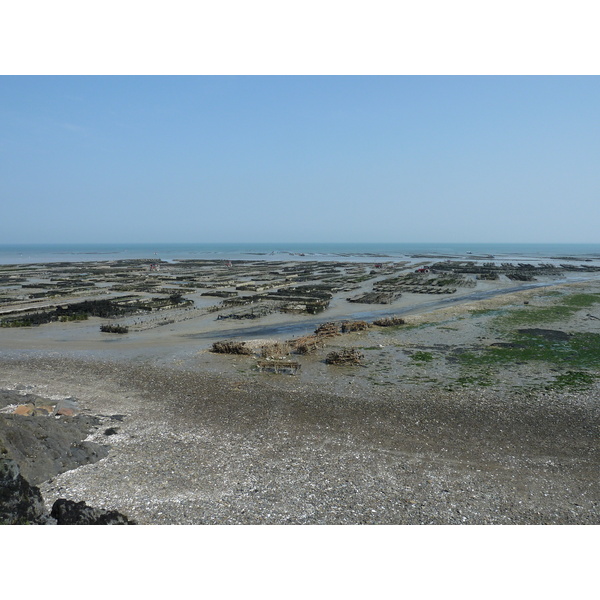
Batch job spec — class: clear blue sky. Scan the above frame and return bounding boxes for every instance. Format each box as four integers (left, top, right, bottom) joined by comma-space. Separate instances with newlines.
1, 76, 599, 244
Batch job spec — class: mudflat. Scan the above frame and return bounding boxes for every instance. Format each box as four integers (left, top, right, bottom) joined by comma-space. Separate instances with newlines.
1, 257, 599, 524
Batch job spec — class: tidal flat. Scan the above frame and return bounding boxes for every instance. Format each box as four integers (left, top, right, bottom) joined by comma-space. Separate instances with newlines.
1, 256, 600, 524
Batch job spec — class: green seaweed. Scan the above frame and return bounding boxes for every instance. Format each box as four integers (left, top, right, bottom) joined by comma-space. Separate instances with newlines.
491, 293, 600, 328
411, 351, 434, 362
454, 374, 494, 387
457, 331, 600, 369
547, 370, 596, 390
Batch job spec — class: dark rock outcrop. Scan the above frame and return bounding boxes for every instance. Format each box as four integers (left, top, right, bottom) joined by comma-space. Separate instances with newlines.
0, 455, 47, 524
1, 389, 134, 525
0, 459, 136, 524
51, 499, 136, 525
0, 413, 109, 485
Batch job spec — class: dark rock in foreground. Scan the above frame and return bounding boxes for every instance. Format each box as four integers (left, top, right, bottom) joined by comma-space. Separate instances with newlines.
0, 456, 136, 523
0, 410, 108, 486
0, 390, 134, 525
0, 456, 47, 524
51, 499, 136, 525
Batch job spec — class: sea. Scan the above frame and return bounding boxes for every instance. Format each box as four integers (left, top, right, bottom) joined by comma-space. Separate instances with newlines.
1, 242, 600, 266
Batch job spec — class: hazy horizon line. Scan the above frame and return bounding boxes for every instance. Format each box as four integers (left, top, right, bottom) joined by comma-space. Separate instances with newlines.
2, 241, 599, 247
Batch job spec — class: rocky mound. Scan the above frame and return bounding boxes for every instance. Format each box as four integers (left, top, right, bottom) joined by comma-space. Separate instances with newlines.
0, 388, 134, 525
0, 389, 109, 486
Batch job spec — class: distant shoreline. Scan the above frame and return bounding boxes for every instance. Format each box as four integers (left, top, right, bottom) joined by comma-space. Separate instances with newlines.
2, 241, 600, 266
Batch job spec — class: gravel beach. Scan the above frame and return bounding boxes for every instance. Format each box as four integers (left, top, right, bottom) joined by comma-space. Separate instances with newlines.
2, 345, 598, 524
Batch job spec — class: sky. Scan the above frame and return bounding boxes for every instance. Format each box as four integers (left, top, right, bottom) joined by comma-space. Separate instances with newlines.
1, 75, 599, 245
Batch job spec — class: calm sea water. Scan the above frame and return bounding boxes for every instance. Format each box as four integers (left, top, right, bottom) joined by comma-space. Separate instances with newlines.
1, 242, 600, 265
